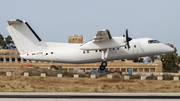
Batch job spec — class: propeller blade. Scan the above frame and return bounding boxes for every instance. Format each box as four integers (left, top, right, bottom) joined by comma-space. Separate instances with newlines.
126, 29, 128, 39
125, 29, 132, 50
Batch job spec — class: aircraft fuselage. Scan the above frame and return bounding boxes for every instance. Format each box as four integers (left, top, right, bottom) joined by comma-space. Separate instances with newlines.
20, 37, 174, 63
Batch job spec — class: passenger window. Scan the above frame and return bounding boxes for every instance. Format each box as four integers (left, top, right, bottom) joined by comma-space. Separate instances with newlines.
87, 50, 89, 53
134, 45, 136, 48
83, 51, 85, 54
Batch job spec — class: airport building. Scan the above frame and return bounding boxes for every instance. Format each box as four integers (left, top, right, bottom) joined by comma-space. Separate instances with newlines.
68, 34, 83, 43
0, 35, 162, 73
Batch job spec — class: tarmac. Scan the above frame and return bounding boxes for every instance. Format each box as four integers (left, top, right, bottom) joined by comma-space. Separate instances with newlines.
0, 92, 180, 101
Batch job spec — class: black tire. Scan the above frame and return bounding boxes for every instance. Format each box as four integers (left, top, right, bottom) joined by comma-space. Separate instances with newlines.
101, 61, 107, 67
100, 65, 105, 71
161, 58, 165, 62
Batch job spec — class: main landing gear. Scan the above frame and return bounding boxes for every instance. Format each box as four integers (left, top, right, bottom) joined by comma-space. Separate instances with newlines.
100, 61, 107, 71
99, 49, 109, 71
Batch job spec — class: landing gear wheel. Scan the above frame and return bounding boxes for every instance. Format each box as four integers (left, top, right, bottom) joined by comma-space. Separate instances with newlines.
100, 65, 105, 71
101, 61, 107, 67
161, 58, 165, 62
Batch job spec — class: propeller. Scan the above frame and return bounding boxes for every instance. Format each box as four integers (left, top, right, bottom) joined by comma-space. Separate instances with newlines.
125, 29, 132, 50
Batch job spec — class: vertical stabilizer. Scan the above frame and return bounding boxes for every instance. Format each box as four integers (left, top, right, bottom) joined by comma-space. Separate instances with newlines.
7, 19, 47, 55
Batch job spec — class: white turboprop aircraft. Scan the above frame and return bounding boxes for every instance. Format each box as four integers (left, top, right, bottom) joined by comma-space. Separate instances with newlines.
7, 19, 174, 70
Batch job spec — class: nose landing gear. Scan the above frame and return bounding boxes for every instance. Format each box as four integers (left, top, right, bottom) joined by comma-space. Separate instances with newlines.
161, 54, 165, 62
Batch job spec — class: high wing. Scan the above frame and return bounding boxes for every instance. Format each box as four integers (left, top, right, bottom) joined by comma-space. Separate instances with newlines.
93, 29, 112, 43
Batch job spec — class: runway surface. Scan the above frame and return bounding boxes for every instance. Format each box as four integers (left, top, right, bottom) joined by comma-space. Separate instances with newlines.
0, 92, 179, 101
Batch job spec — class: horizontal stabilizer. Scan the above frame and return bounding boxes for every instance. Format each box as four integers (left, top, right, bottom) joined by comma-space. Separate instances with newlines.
8, 19, 23, 25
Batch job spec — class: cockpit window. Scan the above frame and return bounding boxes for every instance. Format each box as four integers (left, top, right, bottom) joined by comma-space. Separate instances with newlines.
148, 40, 160, 44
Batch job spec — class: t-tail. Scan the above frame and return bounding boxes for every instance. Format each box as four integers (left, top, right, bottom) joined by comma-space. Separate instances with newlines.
7, 19, 47, 55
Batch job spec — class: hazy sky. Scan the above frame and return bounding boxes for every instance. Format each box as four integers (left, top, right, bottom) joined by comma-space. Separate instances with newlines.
0, 0, 180, 54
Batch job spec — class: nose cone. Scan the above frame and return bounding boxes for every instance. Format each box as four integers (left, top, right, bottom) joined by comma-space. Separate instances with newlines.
165, 46, 174, 53
168, 47, 174, 53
